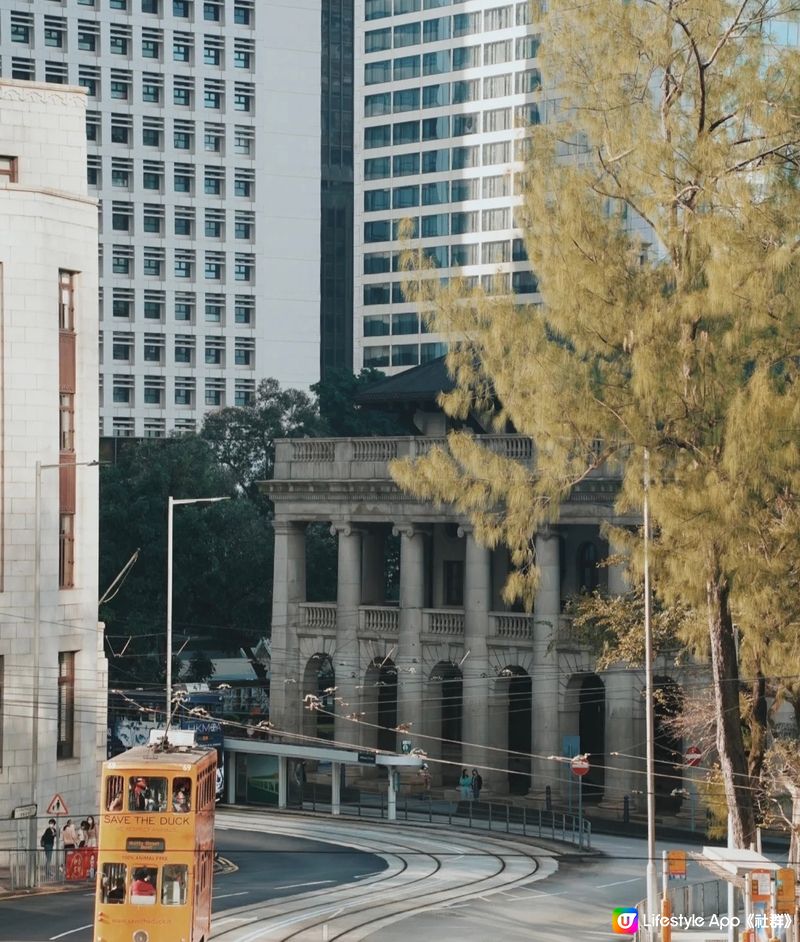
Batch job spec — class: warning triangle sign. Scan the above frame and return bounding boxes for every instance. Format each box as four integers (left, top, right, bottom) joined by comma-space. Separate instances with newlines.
47, 794, 69, 816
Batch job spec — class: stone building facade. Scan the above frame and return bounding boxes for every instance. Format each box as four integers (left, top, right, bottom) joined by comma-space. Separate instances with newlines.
265, 386, 691, 806
0, 80, 106, 848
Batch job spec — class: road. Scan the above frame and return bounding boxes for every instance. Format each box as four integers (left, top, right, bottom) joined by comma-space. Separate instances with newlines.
0, 825, 388, 942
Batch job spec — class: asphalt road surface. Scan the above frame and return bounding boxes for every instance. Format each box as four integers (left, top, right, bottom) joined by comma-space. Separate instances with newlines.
0, 826, 388, 942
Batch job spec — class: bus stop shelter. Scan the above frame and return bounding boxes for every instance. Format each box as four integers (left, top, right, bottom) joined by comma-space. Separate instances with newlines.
222, 738, 423, 820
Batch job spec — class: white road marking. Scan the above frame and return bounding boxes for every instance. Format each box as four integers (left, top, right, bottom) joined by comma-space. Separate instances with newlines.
354, 870, 383, 880
595, 877, 642, 889
213, 890, 250, 900
50, 926, 93, 940
275, 879, 336, 890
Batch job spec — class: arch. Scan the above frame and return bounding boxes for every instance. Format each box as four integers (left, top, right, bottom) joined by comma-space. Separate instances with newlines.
576, 541, 600, 593
563, 672, 606, 800
496, 666, 532, 794
653, 676, 683, 812
362, 658, 398, 753
301, 654, 335, 743
426, 661, 463, 786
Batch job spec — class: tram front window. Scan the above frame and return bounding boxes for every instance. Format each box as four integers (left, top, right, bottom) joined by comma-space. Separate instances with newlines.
162, 864, 188, 905
100, 863, 127, 904
129, 776, 168, 812
131, 867, 158, 905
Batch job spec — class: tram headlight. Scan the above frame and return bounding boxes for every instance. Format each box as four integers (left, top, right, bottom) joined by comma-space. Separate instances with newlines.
132, 932, 149, 942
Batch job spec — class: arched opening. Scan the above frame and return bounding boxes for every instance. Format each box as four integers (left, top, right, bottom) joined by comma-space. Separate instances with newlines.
301, 654, 335, 743
654, 676, 683, 813
363, 658, 398, 753
429, 661, 463, 786
498, 666, 532, 794
579, 673, 606, 799
576, 541, 600, 593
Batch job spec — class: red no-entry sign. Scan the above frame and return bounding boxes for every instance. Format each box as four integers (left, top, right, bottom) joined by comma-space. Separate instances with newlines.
571, 756, 590, 777
685, 745, 702, 767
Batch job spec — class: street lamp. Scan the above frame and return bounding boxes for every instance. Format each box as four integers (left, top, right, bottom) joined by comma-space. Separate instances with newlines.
165, 496, 230, 729
643, 448, 658, 939
29, 458, 99, 887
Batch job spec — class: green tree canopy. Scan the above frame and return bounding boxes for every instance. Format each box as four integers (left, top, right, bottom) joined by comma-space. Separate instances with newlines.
392, 0, 800, 847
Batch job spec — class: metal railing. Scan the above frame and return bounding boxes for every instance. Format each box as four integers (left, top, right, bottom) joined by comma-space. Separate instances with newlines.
296, 786, 591, 850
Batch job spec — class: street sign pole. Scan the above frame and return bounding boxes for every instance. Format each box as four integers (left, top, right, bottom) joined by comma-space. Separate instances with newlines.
578, 772, 583, 850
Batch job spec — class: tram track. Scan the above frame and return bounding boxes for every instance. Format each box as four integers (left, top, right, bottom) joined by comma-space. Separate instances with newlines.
209, 809, 556, 941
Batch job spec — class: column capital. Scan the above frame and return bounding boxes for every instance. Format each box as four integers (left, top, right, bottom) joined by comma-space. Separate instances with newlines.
535, 524, 559, 542
330, 521, 360, 538
273, 519, 304, 537
456, 524, 472, 538
391, 523, 427, 539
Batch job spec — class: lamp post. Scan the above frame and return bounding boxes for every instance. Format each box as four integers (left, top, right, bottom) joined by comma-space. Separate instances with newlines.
643, 448, 658, 940
29, 458, 99, 887
165, 496, 230, 730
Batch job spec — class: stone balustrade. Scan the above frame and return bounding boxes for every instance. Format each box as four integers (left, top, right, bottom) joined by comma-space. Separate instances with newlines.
273, 434, 536, 481
489, 612, 533, 642
299, 602, 337, 633
423, 608, 465, 636
359, 605, 400, 634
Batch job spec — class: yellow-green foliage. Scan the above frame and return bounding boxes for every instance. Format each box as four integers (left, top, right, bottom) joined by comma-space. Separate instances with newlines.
392, 0, 800, 640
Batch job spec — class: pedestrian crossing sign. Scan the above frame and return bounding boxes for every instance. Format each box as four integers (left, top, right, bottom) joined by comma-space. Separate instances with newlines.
46, 794, 69, 815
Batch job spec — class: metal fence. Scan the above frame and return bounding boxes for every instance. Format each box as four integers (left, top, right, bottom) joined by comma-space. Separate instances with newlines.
299, 786, 592, 849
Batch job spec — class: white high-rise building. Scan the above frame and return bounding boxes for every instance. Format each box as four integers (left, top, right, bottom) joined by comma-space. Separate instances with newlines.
0, 78, 106, 860
0, 0, 321, 438
354, 0, 546, 372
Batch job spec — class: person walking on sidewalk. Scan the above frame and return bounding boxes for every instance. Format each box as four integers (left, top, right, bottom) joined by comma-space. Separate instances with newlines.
471, 768, 483, 801
459, 768, 472, 800
40, 819, 57, 873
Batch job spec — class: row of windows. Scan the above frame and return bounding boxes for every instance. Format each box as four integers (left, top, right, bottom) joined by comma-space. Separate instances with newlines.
365, 37, 540, 84
364, 239, 528, 273
365, 207, 518, 242
109, 376, 253, 408
364, 137, 537, 180
105, 205, 254, 240
34, 0, 254, 26
108, 337, 254, 366
365, 5, 536, 50
362, 340, 448, 368
364, 106, 540, 149
364, 269, 539, 305
103, 291, 254, 325
7, 22, 254, 70
365, 0, 486, 19
104, 248, 254, 282
78, 72, 254, 112
85, 116, 254, 158
364, 176, 513, 212
365, 71, 541, 116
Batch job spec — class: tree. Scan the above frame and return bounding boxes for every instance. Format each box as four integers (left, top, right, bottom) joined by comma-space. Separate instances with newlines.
99, 436, 273, 687
392, 0, 800, 847
312, 367, 411, 437
201, 378, 323, 495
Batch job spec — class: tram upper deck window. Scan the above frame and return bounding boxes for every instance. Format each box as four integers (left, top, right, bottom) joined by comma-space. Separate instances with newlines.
100, 863, 127, 904
131, 866, 158, 905
129, 776, 168, 812
105, 775, 124, 811
162, 864, 188, 905
172, 776, 192, 812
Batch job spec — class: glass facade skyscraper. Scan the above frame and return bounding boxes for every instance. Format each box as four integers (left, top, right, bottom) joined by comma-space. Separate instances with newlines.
355, 0, 546, 372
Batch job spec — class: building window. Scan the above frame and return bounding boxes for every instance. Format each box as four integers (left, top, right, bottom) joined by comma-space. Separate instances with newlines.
56, 652, 75, 757
443, 560, 464, 607
60, 394, 75, 451
0, 157, 19, 183
173, 0, 190, 15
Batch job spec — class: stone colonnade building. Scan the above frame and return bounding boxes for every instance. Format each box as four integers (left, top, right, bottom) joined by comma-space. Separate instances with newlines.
264, 364, 689, 806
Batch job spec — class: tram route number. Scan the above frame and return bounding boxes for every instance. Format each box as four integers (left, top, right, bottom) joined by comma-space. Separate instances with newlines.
103, 814, 193, 827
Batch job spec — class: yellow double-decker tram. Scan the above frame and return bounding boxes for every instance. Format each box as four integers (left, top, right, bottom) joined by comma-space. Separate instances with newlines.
94, 734, 217, 942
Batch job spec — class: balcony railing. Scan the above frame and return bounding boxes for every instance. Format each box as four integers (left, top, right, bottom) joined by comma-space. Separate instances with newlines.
489, 612, 533, 642
359, 606, 399, 635
299, 602, 336, 633
273, 434, 535, 481
423, 609, 465, 637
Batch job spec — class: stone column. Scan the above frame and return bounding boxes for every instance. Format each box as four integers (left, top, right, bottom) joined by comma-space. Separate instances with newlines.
602, 665, 639, 808
395, 525, 425, 749
461, 528, 491, 777
270, 520, 306, 736
531, 529, 561, 794
333, 524, 362, 748
607, 533, 629, 597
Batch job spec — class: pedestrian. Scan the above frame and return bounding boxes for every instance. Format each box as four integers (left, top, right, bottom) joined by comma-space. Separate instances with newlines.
77, 820, 88, 847
420, 763, 431, 798
458, 768, 472, 800
85, 815, 98, 848
61, 819, 78, 850
471, 768, 483, 801
40, 819, 57, 871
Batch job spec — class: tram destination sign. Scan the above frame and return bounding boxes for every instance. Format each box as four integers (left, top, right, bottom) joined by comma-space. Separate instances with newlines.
358, 751, 377, 765
126, 837, 166, 853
